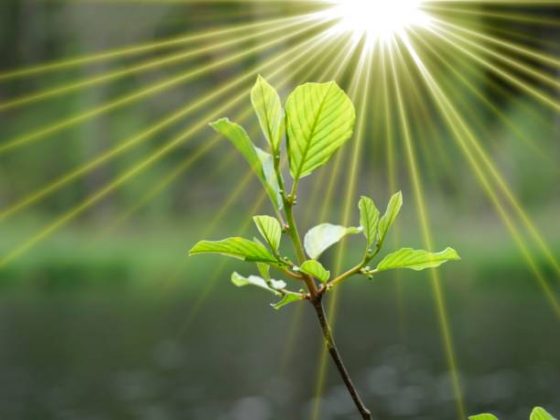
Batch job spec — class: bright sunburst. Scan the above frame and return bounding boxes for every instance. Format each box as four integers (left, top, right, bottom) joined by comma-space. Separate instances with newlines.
323, 0, 432, 44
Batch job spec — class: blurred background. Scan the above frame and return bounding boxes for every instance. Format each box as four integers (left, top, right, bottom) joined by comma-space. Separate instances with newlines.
0, 1, 559, 419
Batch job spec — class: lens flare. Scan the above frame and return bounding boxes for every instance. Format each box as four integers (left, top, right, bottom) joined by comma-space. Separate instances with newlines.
324, 0, 431, 45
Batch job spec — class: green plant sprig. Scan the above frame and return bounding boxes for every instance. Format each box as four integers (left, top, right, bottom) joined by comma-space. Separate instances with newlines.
189, 75, 461, 419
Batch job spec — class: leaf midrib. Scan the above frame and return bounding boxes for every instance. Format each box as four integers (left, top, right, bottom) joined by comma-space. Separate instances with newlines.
258, 82, 275, 146
293, 83, 335, 179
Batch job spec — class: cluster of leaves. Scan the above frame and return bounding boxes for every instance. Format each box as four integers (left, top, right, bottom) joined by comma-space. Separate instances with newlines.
470, 407, 557, 420
189, 76, 460, 308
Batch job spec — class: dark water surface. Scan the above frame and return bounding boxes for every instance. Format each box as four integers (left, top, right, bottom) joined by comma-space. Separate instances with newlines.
0, 274, 558, 420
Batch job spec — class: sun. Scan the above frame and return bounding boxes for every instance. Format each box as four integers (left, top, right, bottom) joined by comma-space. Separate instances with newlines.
323, 0, 432, 44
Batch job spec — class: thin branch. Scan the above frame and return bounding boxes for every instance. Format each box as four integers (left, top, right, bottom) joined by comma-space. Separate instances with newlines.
311, 297, 372, 420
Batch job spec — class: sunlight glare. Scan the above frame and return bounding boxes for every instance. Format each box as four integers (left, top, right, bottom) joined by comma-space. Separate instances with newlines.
324, 0, 431, 45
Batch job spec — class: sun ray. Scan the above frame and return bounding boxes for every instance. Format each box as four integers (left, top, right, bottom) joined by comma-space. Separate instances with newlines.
0, 15, 329, 155
406, 28, 560, 280
311, 45, 375, 420
410, 28, 555, 165
424, 3, 560, 27
389, 38, 466, 420
434, 17, 560, 69
426, 23, 560, 113
0, 26, 337, 267
400, 33, 560, 317
0, 15, 305, 112
432, 19, 560, 92
0, 21, 333, 222
0, 12, 311, 81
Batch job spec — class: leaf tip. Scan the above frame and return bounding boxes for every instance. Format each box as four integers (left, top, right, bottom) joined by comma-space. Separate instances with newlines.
230, 272, 245, 287
444, 247, 461, 261
209, 117, 229, 129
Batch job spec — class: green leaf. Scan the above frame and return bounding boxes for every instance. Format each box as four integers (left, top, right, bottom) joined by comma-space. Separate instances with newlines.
378, 191, 403, 245
300, 260, 330, 283
256, 263, 271, 281
231, 272, 286, 294
468, 415, 499, 420
358, 196, 380, 248
253, 215, 282, 252
232, 272, 303, 310
376, 247, 461, 272
255, 147, 283, 211
272, 293, 305, 310
531, 407, 557, 420
303, 223, 361, 260
210, 118, 282, 210
285, 82, 356, 180
189, 237, 278, 263
251, 75, 284, 150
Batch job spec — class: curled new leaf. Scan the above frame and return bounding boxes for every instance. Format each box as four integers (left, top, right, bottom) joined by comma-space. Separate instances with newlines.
231, 272, 286, 294
189, 237, 278, 263
256, 262, 271, 281
376, 247, 461, 272
304, 223, 361, 260
300, 260, 330, 283
253, 215, 282, 252
378, 191, 403, 245
358, 196, 380, 249
251, 75, 284, 150
286, 82, 356, 180
272, 293, 305, 310
210, 118, 282, 210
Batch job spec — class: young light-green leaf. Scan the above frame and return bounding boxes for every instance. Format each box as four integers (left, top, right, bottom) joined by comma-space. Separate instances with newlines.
531, 407, 557, 420
189, 237, 278, 263
251, 75, 284, 150
300, 260, 330, 283
253, 215, 282, 252
285, 82, 356, 180
255, 147, 283, 210
468, 415, 499, 420
272, 293, 305, 310
303, 223, 361, 260
358, 196, 380, 248
376, 247, 461, 272
231, 272, 286, 294
210, 118, 282, 210
256, 262, 271, 281
378, 191, 403, 245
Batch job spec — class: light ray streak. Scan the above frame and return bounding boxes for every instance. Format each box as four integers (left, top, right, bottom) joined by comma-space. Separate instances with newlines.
409, 29, 554, 165
388, 39, 466, 420
426, 23, 560, 113
312, 45, 374, 420
0, 16, 328, 155
400, 34, 560, 317
176, 190, 269, 338
379, 45, 409, 340
0, 13, 312, 81
434, 18, 560, 69
0, 16, 300, 112
0, 27, 335, 267
432, 19, 560, 92
424, 3, 560, 27
0, 23, 331, 222
408, 28, 560, 279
